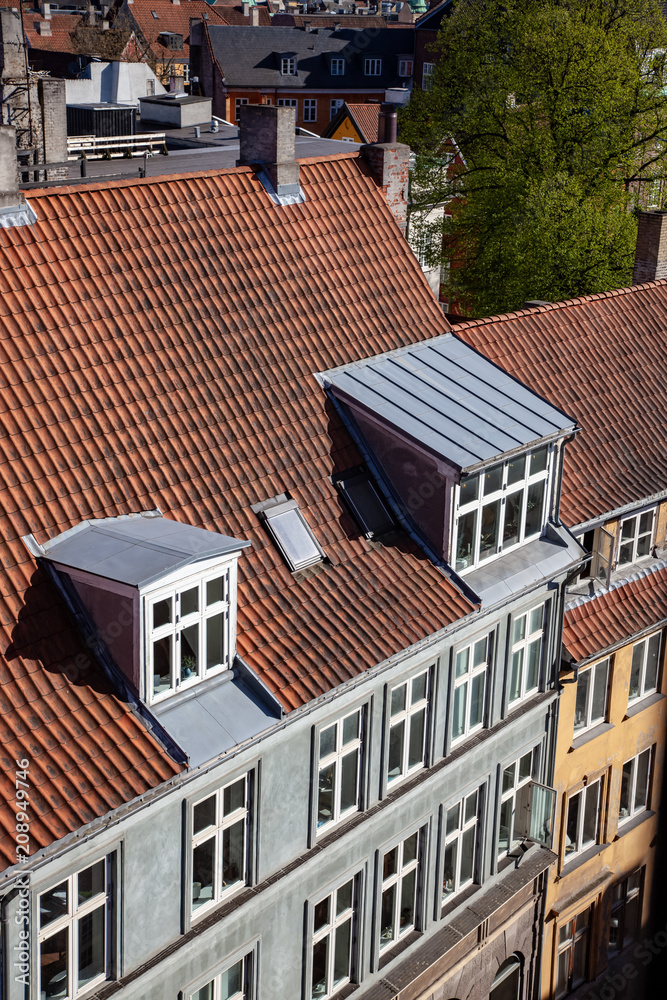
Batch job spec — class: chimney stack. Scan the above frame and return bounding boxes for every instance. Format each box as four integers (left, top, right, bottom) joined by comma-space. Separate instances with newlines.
251, 6, 260, 25
0, 125, 33, 228
633, 210, 667, 284
377, 102, 398, 143
237, 105, 300, 200
242, 1, 250, 14
361, 140, 410, 234
41, 2, 51, 19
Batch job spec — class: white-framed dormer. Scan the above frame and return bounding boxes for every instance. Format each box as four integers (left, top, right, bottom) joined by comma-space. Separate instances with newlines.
35, 513, 251, 707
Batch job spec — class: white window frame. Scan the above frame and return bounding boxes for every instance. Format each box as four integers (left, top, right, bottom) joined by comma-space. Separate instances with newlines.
316, 708, 363, 834
330, 57, 345, 76
422, 62, 435, 90
330, 98, 344, 120
556, 907, 592, 998
38, 857, 111, 1000
379, 830, 421, 952
188, 955, 250, 1000
303, 98, 317, 123
453, 446, 551, 573
617, 508, 655, 568
386, 669, 429, 786
280, 56, 297, 75
144, 560, 232, 705
507, 603, 546, 708
619, 747, 652, 825
311, 876, 357, 998
442, 788, 480, 902
234, 97, 249, 121
191, 774, 250, 919
498, 749, 535, 857
564, 778, 602, 859
398, 58, 413, 77
629, 632, 661, 705
573, 658, 609, 735
364, 57, 382, 76
451, 634, 491, 744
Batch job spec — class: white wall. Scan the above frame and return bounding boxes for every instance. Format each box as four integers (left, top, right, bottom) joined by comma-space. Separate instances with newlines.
66, 62, 166, 107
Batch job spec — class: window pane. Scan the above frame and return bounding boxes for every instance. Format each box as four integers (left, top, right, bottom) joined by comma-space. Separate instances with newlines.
380, 884, 396, 945
206, 612, 224, 671
383, 847, 398, 880
507, 455, 526, 484
621, 517, 636, 540
337, 880, 353, 915
181, 586, 199, 617
526, 639, 541, 691
399, 868, 416, 930
504, 489, 524, 547
573, 934, 588, 985
181, 623, 199, 680
465, 790, 478, 823
634, 752, 650, 811
78, 860, 105, 905
452, 683, 466, 739
153, 634, 172, 693
525, 480, 545, 537
193, 796, 216, 836
153, 597, 172, 629
340, 750, 358, 814
518, 752, 532, 780
637, 532, 651, 557
480, 499, 501, 560
319, 724, 336, 759
312, 937, 328, 997
447, 802, 460, 836
333, 917, 352, 985
455, 647, 469, 677
460, 827, 475, 884
582, 786, 598, 845
411, 672, 427, 704
387, 721, 404, 781
314, 897, 330, 932
591, 663, 607, 722
443, 842, 456, 895
509, 649, 523, 702
403, 832, 418, 864
40, 928, 68, 1000
574, 670, 590, 731
473, 637, 487, 666
40, 881, 68, 930
470, 672, 485, 728
513, 615, 526, 644
223, 778, 245, 816
629, 646, 643, 700
530, 446, 548, 474
498, 798, 512, 851
407, 708, 425, 769
268, 508, 321, 568
342, 712, 359, 745
459, 473, 479, 504
556, 949, 570, 996
639, 511, 653, 534
193, 983, 214, 1000
645, 635, 660, 691
502, 764, 516, 794
78, 904, 105, 989
456, 508, 477, 570
529, 606, 543, 634
222, 818, 245, 888
220, 961, 243, 1000
620, 761, 632, 817
619, 541, 634, 564
318, 764, 334, 826
206, 576, 224, 606
192, 838, 214, 909
483, 463, 503, 495
391, 684, 406, 716
566, 793, 580, 853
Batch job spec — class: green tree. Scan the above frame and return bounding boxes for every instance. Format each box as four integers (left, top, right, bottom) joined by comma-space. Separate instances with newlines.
401, 0, 667, 317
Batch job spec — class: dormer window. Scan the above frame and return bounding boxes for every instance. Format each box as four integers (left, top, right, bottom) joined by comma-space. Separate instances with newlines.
454, 446, 550, 572
159, 31, 183, 51
364, 57, 382, 77
398, 57, 413, 77
330, 57, 345, 75
281, 56, 297, 75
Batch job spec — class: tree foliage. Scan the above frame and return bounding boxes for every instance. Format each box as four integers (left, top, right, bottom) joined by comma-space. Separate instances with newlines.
400, 0, 667, 316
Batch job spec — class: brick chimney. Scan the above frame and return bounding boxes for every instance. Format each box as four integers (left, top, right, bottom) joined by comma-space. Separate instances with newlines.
361, 141, 410, 234
237, 104, 300, 199
633, 210, 667, 284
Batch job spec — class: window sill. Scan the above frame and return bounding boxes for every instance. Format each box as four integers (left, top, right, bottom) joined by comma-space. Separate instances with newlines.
624, 692, 664, 720
441, 881, 480, 919
615, 810, 655, 839
569, 721, 614, 751
560, 841, 609, 877
314, 809, 363, 848
377, 928, 421, 972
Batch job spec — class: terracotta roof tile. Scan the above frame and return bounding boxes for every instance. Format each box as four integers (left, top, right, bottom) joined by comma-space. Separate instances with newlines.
563, 566, 667, 662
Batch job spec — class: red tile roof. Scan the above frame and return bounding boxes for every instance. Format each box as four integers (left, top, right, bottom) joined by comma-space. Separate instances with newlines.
210, 1, 273, 25
23, 12, 85, 54
455, 282, 667, 526
119, 0, 231, 61
347, 103, 382, 143
0, 153, 473, 866
563, 566, 667, 663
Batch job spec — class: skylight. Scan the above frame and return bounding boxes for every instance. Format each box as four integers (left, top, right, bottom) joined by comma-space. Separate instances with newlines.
151, 10, 159, 18
334, 468, 395, 539
254, 496, 324, 572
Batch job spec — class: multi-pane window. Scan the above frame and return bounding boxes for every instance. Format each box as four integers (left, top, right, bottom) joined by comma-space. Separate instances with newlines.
453, 446, 550, 572
629, 633, 661, 704
147, 569, 230, 702
609, 870, 643, 956
619, 748, 652, 824
398, 58, 413, 77
508, 604, 545, 707
387, 670, 429, 784
38, 858, 110, 1000
191, 775, 249, 916
564, 779, 601, 858
311, 879, 356, 999
317, 709, 362, 832
277, 98, 298, 109
303, 99, 317, 123
281, 56, 297, 75
364, 57, 382, 76
422, 62, 435, 90
498, 749, 535, 855
330, 57, 345, 75
379, 831, 420, 950
234, 97, 249, 121
190, 957, 250, 1000
330, 99, 344, 120
556, 907, 591, 997
451, 635, 491, 743
442, 789, 480, 901
574, 659, 609, 734
617, 509, 655, 567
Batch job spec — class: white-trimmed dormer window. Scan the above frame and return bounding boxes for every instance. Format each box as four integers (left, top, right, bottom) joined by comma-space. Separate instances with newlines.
330, 56, 345, 75
281, 56, 297, 75
453, 445, 551, 573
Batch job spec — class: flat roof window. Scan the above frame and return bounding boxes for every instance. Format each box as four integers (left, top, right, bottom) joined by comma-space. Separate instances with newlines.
255, 496, 324, 571
334, 468, 394, 539
151, 9, 159, 17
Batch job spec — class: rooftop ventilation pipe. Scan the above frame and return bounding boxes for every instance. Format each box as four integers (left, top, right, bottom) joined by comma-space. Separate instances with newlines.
377, 102, 398, 143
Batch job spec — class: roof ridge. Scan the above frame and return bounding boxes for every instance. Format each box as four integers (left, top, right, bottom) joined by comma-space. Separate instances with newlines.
454, 279, 667, 331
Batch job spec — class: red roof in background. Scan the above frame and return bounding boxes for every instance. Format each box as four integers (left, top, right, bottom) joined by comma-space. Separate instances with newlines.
0, 153, 473, 867
23, 11, 85, 53
347, 103, 382, 142
120, 0, 231, 61
563, 566, 667, 663
210, 1, 272, 25
455, 282, 667, 527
